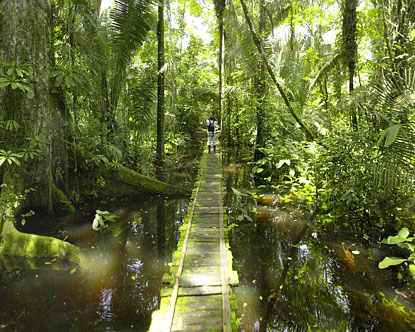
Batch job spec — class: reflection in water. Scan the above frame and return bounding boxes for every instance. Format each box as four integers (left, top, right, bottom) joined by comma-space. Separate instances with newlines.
157, 203, 166, 263
223, 155, 415, 331
0, 197, 187, 332
230, 206, 415, 331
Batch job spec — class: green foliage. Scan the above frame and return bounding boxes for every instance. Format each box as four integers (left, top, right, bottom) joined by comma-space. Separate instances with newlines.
0, 150, 22, 167
0, 120, 20, 132
379, 228, 415, 276
49, 67, 85, 90
377, 124, 402, 147
231, 187, 255, 222
92, 209, 120, 230
0, 61, 33, 96
251, 138, 318, 212
109, 0, 156, 108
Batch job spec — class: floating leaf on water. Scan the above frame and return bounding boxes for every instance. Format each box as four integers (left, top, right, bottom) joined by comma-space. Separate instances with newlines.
70, 268, 77, 274
379, 256, 407, 269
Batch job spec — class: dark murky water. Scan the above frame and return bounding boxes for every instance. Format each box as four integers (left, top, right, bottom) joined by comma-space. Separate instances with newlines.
0, 196, 187, 332
2, 150, 415, 332
222, 153, 415, 331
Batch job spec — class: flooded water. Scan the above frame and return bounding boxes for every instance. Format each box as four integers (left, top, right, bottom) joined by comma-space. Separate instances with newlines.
0, 196, 187, 332
222, 152, 415, 332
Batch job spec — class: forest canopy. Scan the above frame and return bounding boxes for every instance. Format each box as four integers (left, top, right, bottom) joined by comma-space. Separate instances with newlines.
0, 0, 415, 264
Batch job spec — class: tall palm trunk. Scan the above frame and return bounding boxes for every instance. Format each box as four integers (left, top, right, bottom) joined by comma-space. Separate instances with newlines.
214, 0, 226, 123
254, 0, 266, 162
341, 0, 358, 128
156, 0, 165, 179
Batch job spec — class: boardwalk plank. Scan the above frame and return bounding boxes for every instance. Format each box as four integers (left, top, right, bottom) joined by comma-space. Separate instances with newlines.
148, 148, 238, 332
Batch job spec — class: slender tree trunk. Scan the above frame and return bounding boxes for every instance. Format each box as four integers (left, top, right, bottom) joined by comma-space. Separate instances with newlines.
341, 0, 358, 128
156, 0, 165, 180
239, 0, 315, 140
381, 1, 396, 70
166, 0, 178, 115
254, 0, 266, 162
214, 0, 226, 125
218, 11, 224, 124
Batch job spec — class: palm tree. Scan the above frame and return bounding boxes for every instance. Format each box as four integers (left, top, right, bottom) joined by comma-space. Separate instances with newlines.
213, 0, 227, 124
108, 0, 155, 133
340, 0, 358, 128
156, 0, 165, 179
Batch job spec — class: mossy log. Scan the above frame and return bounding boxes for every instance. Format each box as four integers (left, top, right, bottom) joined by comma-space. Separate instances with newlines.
0, 170, 82, 267
0, 219, 82, 266
103, 165, 189, 197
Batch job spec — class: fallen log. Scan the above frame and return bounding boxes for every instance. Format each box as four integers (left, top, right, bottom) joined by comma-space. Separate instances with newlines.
102, 165, 189, 197
0, 218, 82, 266
0, 171, 82, 267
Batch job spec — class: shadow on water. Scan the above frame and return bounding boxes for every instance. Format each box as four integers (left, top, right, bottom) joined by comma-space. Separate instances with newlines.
0, 195, 188, 332
222, 150, 415, 332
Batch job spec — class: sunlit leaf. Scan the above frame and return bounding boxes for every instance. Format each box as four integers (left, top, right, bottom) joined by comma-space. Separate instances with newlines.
397, 242, 415, 252
377, 124, 401, 147
378, 256, 407, 269
397, 228, 410, 239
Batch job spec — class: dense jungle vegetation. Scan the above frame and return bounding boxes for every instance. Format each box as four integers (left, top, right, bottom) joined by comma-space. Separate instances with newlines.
1, 0, 415, 308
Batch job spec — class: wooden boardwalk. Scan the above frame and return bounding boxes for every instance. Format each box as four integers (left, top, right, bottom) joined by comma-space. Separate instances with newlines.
148, 147, 239, 332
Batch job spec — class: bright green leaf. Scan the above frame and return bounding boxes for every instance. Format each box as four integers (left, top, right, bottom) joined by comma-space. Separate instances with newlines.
397, 228, 410, 239
378, 256, 407, 269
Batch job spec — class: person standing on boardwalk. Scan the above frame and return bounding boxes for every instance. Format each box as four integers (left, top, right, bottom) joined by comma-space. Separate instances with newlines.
206, 114, 218, 153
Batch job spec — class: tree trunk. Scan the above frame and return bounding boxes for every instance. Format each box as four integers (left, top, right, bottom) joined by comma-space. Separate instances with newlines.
239, 0, 315, 140
214, 0, 226, 125
254, 0, 267, 162
156, 0, 165, 180
0, 0, 68, 212
0, 0, 80, 265
218, 11, 224, 125
102, 164, 189, 197
341, 0, 358, 128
